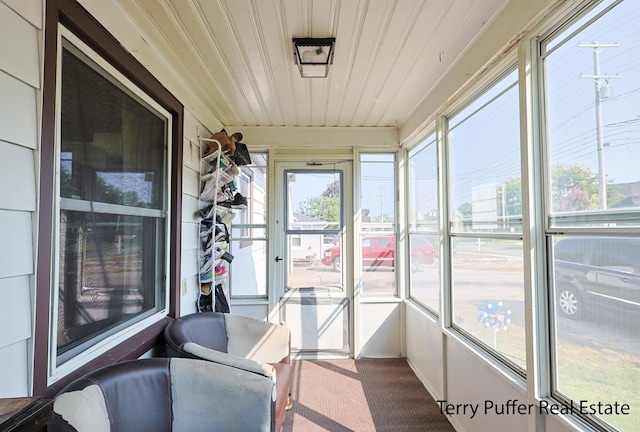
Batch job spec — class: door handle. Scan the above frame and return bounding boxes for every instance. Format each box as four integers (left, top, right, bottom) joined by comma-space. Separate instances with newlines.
275, 256, 283, 262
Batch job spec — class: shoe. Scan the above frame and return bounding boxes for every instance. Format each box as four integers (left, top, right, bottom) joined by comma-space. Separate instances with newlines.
218, 192, 248, 210
200, 179, 219, 201
197, 284, 213, 312
233, 142, 251, 166
202, 167, 233, 189
217, 209, 235, 225
198, 204, 214, 220
215, 246, 234, 263
214, 265, 227, 278
215, 223, 230, 243
203, 130, 231, 158
226, 161, 240, 176
200, 253, 214, 273
200, 270, 213, 283
222, 130, 236, 156
200, 221, 213, 237
216, 188, 234, 203
213, 283, 230, 313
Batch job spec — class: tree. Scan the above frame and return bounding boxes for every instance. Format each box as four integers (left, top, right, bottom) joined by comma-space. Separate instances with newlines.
503, 177, 522, 216
557, 186, 591, 211
322, 180, 340, 198
298, 196, 339, 222
552, 164, 623, 211
299, 180, 341, 222
503, 164, 622, 213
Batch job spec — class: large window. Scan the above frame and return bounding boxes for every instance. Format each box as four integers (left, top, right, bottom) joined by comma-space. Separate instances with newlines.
408, 135, 439, 312
360, 154, 397, 296
447, 68, 526, 371
52, 31, 170, 371
543, 1, 640, 429
230, 153, 268, 297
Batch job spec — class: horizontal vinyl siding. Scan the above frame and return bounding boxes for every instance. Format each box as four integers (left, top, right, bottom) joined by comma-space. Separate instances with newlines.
0, 340, 30, 398
0, 140, 37, 210
0, 0, 42, 398
0, 275, 32, 348
0, 3, 40, 87
180, 113, 212, 315
0, 71, 39, 149
2, 0, 43, 30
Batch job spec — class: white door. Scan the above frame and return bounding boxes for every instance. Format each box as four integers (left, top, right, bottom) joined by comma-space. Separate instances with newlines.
274, 161, 352, 358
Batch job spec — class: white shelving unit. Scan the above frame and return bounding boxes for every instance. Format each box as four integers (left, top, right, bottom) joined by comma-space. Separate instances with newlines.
197, 137, 234, 313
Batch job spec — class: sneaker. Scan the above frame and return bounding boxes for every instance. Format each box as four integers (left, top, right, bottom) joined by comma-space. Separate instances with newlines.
215, 223, 230, 243
216, 189, 234, 203
199, 224, 213, 246
200, 181, 218, 201
200, 221, 213, 237
219, 192, 248, 210
227, 180, 238, 192
197, 285, 213, 312
199, 203, 214, 219
200, 270, 213, 283
226, 161, 240, 176
217, 209, 235, 225
200, 254, 214, 273
214, 265, 227, 278
201, 172, 233, 200
215, 246, 234, 263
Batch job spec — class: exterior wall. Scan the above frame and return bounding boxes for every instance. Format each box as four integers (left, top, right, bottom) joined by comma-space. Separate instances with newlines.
180, 112, 217, 317
0, 0, 223, 397
0, 0, 43, 398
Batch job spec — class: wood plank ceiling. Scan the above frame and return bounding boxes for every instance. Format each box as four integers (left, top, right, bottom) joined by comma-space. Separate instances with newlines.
112, 0, 510, 133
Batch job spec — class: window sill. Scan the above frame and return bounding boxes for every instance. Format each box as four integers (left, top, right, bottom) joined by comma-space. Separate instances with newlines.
43, 316, 173, 398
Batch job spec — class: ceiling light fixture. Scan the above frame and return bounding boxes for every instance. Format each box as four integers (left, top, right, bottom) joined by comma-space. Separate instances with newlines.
292, 38, 335, 78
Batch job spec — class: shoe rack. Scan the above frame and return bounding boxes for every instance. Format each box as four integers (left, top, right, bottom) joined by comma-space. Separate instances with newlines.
197, 136, 236, 313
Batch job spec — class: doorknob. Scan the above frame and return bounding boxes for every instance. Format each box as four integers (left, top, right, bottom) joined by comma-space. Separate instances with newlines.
275, 256, 283, 262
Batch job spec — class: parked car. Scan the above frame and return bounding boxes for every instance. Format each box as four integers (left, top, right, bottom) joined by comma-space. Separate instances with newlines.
321, 235, 436, 272
554, 237, 640, 320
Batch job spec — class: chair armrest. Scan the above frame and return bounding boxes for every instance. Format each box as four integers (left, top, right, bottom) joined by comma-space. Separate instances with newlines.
183, 342, 276, 380
224, 315, 291, 364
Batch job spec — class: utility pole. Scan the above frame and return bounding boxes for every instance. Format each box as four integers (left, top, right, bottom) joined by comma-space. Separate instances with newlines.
578, 42, 620, 209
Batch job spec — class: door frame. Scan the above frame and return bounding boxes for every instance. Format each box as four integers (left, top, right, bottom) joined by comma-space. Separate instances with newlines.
270, 159, 354, 358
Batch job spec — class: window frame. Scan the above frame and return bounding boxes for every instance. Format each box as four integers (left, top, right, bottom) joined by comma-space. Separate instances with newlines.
49, 27, 172, 379
407, 133, 440, 313
538, 1, 640, 429
444, 63, 527, 375
35, 0, 183, 396
358, 151, 399, 297
229, 152, 269, 298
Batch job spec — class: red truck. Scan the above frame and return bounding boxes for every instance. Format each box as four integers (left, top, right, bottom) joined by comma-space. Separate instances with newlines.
321, 236, 436, 272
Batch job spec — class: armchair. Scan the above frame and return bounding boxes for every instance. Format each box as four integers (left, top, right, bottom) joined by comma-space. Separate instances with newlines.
164, 312, 291, 431
49, 358, 276, 432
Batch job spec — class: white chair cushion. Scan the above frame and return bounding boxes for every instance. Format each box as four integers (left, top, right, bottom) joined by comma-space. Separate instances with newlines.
53, 384, 110, 432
